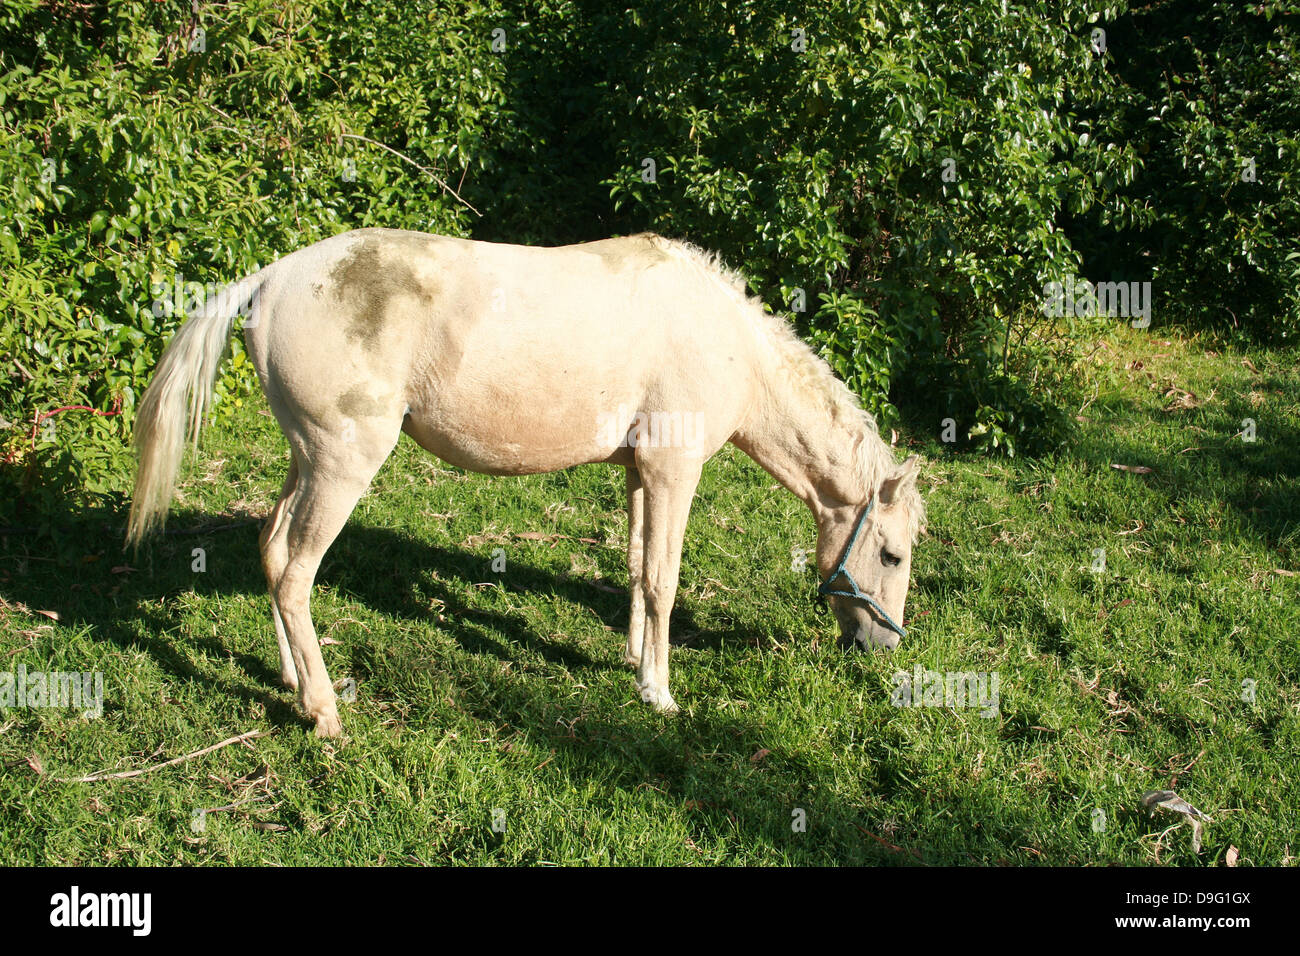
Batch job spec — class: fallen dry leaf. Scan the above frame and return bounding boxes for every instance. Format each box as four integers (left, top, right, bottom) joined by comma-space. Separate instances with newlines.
1142, 789, 1211, 821
1226, 845, 1239, 867
750, 748, 771, 763
35, 609, 60, 622
26, 754, 44, 776
1111, 464, 1154, 475
1163, 387, 1199, 411
1142, 789, 1212, 854
855, 826, 925, 861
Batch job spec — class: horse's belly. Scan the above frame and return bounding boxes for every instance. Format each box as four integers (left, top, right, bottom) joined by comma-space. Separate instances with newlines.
401, 400, 632, 475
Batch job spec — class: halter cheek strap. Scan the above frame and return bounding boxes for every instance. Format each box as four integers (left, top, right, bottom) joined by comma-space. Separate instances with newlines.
817, 497, 908, 639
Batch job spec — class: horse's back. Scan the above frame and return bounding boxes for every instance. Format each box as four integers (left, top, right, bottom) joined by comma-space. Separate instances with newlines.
246, 228, 759, 473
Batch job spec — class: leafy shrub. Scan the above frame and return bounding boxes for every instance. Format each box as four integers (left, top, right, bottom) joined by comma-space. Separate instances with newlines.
1070, 0, 1300, 341
0, 0, 512, 527
600, 0, 1141, 450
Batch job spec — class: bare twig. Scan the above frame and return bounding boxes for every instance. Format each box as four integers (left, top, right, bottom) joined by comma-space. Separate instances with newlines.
341, 133, 482, 217
54, 730, 270, 783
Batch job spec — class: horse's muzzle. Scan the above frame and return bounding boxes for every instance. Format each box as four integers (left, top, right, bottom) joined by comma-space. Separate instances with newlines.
843, 624, 900, 652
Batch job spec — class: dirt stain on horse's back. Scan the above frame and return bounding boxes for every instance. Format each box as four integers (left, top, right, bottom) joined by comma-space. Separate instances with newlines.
329, 234, 435, 350
588, 233, 671, 272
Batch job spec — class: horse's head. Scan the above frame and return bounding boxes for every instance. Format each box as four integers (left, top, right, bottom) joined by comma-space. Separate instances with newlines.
816, 455, 924, 651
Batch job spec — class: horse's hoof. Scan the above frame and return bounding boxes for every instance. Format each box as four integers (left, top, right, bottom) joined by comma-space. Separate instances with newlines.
638, 684, 679, 714
313, 711, 343, 738
301, 692, 343, 738
655, 697, 680, 715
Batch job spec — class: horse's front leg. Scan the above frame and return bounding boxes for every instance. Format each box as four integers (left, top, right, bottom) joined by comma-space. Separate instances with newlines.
624, 466, 646, 667
634, 457, 702, 714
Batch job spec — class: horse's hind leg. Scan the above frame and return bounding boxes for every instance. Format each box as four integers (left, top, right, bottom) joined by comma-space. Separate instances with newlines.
260, 454, 300, 690
274, 428, 399, 737
624, 466, 646, 667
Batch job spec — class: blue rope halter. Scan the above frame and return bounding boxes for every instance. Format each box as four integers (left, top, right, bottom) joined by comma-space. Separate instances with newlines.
817, 497, 908, 639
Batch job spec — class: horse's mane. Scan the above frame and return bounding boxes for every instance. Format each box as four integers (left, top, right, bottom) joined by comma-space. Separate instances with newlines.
645, 234, 926, 541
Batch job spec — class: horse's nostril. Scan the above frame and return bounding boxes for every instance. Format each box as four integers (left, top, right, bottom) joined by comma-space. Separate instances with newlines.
870, 629, 900, 651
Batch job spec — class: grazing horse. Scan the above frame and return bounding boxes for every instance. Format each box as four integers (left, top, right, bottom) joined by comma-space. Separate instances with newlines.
128, 229, 925, 737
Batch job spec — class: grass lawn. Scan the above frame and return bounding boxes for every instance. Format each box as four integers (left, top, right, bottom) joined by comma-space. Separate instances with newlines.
1, 325, 1297, 865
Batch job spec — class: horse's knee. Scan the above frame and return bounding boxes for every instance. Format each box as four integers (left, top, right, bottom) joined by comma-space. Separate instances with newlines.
261, 544, 287, 590
273, 572, 311, 617
645, 583, 676, 619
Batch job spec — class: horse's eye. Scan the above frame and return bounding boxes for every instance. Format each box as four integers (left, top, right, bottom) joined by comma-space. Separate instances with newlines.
881, 549, 902, 567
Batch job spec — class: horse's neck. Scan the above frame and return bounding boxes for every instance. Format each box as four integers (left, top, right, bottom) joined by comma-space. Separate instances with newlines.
732, 372, 869, 515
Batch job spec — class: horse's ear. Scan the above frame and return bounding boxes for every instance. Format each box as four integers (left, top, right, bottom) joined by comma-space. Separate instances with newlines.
878, 454, 921, 505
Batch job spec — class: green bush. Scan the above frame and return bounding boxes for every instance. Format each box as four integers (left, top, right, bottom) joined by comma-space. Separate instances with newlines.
1070, 0, 1300, 342
0, 0, 512, 527
599, 0, 1141, 453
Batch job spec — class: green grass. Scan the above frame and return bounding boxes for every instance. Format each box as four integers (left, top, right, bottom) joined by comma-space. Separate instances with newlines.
1, 326, 1297, 865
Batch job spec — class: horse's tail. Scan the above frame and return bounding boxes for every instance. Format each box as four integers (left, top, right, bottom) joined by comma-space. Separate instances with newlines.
126, 267, 272, 547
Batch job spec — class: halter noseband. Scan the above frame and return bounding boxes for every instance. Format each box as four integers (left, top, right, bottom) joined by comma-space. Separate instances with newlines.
817, 497, 908, 639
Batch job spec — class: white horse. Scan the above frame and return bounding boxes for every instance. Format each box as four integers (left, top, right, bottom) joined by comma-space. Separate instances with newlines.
128, 229, 925, 737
